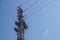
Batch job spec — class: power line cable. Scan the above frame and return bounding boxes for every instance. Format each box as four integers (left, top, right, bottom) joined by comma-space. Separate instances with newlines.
18, 0, 48, 19
23, 0, 48, 13
23, 0, 49, 18
19, 0, 36, 9
19, 0, 47, 12
24, 0, 49, 18
22, 0, 32, 6
24, 0, 54, 20
23, 0, 40, 11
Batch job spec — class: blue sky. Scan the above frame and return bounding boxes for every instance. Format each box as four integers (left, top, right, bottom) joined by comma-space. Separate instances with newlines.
0, 0, 60, 40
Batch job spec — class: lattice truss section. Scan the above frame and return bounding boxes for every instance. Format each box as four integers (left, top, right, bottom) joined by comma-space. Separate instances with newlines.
14, 6, 28, 40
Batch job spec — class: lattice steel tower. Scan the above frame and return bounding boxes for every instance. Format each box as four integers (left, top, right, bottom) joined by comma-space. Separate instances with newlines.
14, 6, 28, 40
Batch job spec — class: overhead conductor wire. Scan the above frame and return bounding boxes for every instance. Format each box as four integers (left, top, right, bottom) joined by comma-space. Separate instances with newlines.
24, 0, 54, 20
23, 0, 40, 12
23, 0, 48, 17
23, 0, 49, 19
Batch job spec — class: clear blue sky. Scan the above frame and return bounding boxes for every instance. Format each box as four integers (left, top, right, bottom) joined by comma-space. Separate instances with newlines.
0, 0, 60, 40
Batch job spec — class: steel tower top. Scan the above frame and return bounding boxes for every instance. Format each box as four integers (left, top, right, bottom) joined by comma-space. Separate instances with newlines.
14, 6, 28, 40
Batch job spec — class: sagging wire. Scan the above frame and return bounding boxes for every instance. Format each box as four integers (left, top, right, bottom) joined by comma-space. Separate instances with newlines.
23, 0, 48, 15
23, 0, 48, 18
24, 0, 54, 20
23, 0, 49, 19
23, 0, 40, 12
19, 0, 47, 12
21, 0, 33, 6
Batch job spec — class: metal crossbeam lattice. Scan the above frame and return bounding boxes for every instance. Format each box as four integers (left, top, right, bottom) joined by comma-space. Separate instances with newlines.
14, 6, 28, 40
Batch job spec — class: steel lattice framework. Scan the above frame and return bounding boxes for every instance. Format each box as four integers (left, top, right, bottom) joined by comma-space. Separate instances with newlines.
14, 6, 28, 40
